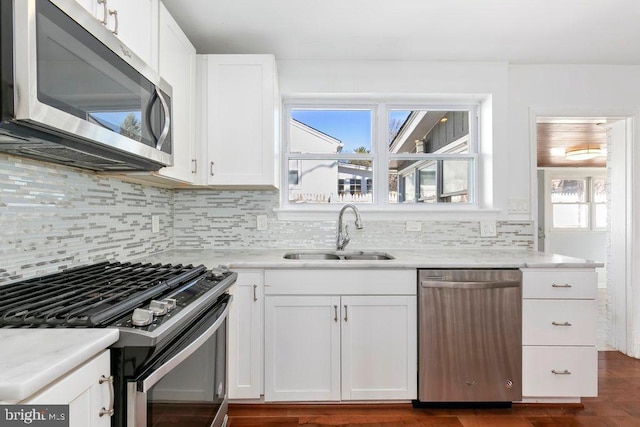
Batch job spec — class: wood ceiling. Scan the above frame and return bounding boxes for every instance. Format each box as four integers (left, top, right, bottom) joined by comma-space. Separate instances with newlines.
537, 122, 607, 168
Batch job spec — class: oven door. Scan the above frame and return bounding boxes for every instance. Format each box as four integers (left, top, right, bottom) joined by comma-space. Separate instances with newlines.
127, 295, 230, 427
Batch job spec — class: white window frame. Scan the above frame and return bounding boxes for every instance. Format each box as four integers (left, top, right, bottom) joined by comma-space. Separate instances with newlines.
546, 169, 607, 232
279, 99, 481, 217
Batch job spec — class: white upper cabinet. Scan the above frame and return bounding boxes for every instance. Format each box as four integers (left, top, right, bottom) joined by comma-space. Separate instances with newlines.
155, 3, 197, 183
199, 55, 280, 188
75, 0, 159, 71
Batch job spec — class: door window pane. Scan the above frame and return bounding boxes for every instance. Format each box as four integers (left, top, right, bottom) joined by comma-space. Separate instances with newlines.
593, 178, 606, 203
551, 179, 586, 203
553, 204, 589, 228
595, 204, 607, 228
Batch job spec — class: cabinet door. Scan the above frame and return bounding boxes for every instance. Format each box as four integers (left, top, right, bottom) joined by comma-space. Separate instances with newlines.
341, 296, 417, 400
22, 351, 112, 427
156, 4, 197, 183
204, 55, 279, 187
105, 0, 159, 71
264, 296, 341, 401
228, 270, 263, 399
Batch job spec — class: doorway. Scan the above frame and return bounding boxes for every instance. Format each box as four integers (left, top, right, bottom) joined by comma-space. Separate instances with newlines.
535, 117, 625, 352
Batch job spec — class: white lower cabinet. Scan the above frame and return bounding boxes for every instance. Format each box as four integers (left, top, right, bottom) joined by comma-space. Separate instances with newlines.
264, 295, 341, 401
21, 350, 112, 427
340, 296, 417, 401
264, 281, 417, 402
522, 346, 598, 398
521, 268, 598, 401
228, 270, 263, 399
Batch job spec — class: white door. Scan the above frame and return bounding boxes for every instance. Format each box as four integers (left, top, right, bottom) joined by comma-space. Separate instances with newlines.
340, 296, 417, 400
264, 295, 341, 401
228, 271, 263, 399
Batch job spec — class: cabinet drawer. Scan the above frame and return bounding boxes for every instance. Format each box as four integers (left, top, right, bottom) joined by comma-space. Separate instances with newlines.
523, 300, 597, 346
522, 269, 597, 299
522, 346, 597, 397
264, 269, 416, 295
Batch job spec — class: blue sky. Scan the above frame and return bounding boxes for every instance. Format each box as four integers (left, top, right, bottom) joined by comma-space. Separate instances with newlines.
292, 109, 410, 153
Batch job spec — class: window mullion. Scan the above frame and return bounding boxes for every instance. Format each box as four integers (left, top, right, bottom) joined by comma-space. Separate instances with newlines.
376, 101, 389, 207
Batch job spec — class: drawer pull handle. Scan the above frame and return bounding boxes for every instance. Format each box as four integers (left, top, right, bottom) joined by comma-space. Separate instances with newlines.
98, 375, 115, 417
334, 305, 338, 322
552, 283, 572, 288
552, 321, 572, 326
551, 369, 571, 375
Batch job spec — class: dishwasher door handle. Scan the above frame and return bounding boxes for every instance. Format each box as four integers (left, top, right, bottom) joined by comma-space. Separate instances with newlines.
420, 280, 521, 289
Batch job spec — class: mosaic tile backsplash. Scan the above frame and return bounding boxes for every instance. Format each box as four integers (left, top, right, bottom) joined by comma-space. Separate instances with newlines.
173, 189, 534, 250
1, 154, 534, 285
0, 155, 174, 284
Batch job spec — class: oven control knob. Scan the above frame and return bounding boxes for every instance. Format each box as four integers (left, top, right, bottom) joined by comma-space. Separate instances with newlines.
131, 308, 154, 327
163, 298, 177, 312
149, 300, 168, 316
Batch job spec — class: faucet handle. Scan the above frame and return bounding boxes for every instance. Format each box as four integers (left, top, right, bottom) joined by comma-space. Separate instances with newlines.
343, 225, 351, 247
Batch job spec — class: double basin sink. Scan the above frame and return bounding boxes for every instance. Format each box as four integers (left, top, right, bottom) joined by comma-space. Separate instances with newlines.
283, 251, 394, 261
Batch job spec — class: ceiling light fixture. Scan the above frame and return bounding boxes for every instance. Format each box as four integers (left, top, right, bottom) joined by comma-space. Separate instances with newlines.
564, 146, 603, 161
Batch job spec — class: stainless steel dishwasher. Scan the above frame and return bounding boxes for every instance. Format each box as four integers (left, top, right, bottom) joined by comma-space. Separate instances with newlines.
417, 269, 522, 403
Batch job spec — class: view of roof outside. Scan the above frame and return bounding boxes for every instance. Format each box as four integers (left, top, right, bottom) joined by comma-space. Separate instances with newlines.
291, 109, 411, 151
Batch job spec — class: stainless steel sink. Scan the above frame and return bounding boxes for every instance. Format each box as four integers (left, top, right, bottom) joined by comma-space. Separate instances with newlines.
341, 252, 394, 260
283, 251, 394, 261
282, 252, 342, 260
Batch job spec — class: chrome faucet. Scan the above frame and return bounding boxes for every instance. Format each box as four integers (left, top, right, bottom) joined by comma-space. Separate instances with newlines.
336, 204, 363, 251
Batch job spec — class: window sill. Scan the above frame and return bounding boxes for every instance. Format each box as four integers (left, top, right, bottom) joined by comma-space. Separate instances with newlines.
274, 206, 503, 222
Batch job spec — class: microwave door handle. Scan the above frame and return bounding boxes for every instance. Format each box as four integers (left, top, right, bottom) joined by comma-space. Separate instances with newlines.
155, 89, 171, 151
145, 89, 160, 145
139, 303, 230, 392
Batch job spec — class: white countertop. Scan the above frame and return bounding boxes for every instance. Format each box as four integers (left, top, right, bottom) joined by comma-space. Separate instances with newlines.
135, 248, 604, 270
0, 329, 119, 403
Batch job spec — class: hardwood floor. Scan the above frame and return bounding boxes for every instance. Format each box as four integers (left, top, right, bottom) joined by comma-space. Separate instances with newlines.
228, 351, 640, 426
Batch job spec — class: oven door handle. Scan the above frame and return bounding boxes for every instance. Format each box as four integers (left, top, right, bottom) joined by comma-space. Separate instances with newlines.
139, 303, 230, 392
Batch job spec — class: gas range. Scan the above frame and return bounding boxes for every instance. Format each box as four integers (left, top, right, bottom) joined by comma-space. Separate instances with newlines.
0, 261, 237, 427
0, 261, 235, 332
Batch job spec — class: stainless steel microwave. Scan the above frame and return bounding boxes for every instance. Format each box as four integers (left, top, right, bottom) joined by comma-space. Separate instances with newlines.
0, 0, 173, 171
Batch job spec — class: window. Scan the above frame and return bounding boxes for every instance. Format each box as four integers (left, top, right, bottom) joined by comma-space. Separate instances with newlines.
283, 102, 478, 209
550, 174, 607, 230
